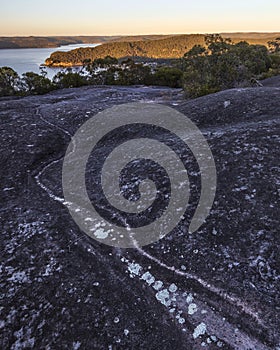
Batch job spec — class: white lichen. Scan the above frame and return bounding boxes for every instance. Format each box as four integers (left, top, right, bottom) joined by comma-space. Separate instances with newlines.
188, 303, 198, 315
153, 280, 163, 291
168, 283, 178, 293
94, 228, 108, 239
141, 272, 155, 285
193, 323, 207, 339
155, 289, 171, 306
178, 317, 185, 324
127, 263, 141, 276
186, 293, 194, 304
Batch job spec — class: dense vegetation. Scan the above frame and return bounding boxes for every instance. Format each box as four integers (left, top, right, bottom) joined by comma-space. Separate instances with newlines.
0, 59, 183, 97
181, 35, 280, 97
45, 33, 280, 67
1, 35, 280, 98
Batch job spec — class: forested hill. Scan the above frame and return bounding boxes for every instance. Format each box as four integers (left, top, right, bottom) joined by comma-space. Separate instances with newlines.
45, 35, 206, 66
0, 35, 172, 49
45, 33, 280, 67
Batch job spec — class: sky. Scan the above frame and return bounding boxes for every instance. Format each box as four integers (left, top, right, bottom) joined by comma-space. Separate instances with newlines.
0, 0, 279, 36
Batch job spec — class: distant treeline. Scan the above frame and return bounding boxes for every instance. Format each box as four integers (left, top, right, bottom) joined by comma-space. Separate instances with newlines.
1, 36, 280, 98
45, 34, 280, 67
1, 33, 280, 50
0, 35, 173, 49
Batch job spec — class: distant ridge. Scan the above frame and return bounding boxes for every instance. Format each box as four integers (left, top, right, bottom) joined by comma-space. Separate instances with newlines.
1, 33, 279, 50
0, 35, 173, 49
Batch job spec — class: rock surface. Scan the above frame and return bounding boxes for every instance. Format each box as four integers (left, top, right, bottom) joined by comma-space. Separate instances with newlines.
1, 85, 279, 349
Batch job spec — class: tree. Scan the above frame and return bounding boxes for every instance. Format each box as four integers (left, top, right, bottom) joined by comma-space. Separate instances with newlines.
153, 67, 183, 88
116, 60, 152, 85
205, 34, 232, 55
268, 38, 280, 53
0, 67, 19, 96
22, 72, 54, 95
184, 45, 206, 58
53, 69, 87, 88
182, 38, 272, 97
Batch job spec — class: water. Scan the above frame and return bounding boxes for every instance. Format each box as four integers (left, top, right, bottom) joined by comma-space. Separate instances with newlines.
0, 43, 100, 79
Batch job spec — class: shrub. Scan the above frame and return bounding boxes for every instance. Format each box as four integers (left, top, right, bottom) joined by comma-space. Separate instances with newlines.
22, 72, 55, 95
153, 67, 183, 88
53, 69, 87, 88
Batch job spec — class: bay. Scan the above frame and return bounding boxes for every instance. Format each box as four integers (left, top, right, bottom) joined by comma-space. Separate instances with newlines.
0, 43, 100, 79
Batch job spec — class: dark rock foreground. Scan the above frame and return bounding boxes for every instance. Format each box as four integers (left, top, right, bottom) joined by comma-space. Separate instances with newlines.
0, 85, 279, 349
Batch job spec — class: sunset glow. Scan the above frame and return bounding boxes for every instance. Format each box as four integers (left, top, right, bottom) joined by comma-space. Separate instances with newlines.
1, 0, 279, 36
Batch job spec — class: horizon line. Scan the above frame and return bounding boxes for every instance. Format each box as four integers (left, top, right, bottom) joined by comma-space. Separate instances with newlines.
1, 31, 280, 37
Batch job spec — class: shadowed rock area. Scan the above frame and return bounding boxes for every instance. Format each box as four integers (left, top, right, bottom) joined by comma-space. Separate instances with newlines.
0, 84, 279, 349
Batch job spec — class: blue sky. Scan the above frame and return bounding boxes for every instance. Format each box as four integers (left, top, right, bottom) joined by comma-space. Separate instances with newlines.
0, 0, 279, 36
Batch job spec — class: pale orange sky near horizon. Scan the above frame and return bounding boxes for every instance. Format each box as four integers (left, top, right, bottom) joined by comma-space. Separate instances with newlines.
0, 0, 279, 36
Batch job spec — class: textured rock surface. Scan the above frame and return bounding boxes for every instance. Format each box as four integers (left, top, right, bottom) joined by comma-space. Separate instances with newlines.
1, 85, 279, 349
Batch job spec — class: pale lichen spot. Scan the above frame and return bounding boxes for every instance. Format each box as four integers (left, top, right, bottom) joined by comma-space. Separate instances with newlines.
210, 335, 217, 342
153, 280, 163, 291
224, 100, 231, 108
188, 303, 198, 315
155, 289, 171, 306
193, 323, 207, 339
169, 283, 178, 293
94, 228, 109, 239
8, 271, 29, 284
72, 341, 81, 350
127, 263, 141, 276
178, 317, 185, 324
85, 217, 94, 222
212, 227, 218, 235
186, 293, 194, 304
141, 272, 155, 285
